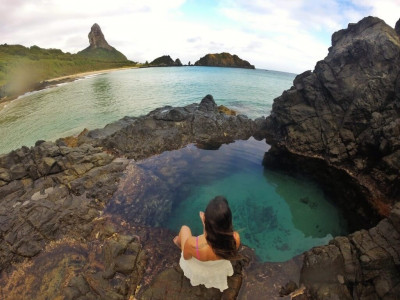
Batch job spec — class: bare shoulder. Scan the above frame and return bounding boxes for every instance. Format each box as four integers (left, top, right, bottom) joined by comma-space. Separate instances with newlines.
183, 236, 196, 259
234, 231, 240, 248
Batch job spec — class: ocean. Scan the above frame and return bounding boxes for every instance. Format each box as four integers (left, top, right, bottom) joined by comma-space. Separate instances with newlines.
0, 66, 294, 154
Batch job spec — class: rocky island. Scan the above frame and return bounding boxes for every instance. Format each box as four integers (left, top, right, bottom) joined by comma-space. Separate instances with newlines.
0, 16, 400, 300
194, 52, 255, 69
147, 55, 183, 67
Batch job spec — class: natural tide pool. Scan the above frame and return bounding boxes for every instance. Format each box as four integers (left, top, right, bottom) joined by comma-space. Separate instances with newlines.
108, 137, 348, 262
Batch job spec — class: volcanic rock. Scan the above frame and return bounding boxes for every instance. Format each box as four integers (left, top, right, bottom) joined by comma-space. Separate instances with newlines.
300, 202, 400, 299
194, 52, 255, 69
88, 23, 113, 50
78, 23, 127, 61
149, 55, 183, 67
263, 16, 400, 300
0, 96, 261, 298
263, 16, 400, 219
82, 94, 259, 159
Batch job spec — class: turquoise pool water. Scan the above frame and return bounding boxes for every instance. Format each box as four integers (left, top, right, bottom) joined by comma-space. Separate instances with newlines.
108, 137, 348, 262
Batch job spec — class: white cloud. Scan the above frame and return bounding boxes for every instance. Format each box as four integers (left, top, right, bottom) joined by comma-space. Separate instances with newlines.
352, 0, 400, 27
1, 0, 399, 73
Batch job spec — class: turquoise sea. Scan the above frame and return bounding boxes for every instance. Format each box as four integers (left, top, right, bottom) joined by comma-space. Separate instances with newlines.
0, 66, 349, 262
0, 66, 293, 154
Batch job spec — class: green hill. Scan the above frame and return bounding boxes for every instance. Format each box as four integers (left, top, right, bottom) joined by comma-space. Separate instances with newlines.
0, 24, 135, 99
77, 46, 127, 61
0, 44, 135, 99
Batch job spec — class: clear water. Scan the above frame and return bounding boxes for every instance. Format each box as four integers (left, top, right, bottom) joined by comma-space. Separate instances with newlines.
108, 138, 348, 262
0, 67, 295, 154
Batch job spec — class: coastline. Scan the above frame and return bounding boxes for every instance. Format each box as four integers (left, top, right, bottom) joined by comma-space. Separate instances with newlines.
0, 66, 138, 111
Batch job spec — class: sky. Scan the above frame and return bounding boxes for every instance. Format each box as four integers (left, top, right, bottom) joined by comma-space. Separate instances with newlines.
1, 0, 400, 74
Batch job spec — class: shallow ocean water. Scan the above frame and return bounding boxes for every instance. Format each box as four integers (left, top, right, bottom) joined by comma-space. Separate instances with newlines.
0, 66, 295, 154
108, 137, 349, 262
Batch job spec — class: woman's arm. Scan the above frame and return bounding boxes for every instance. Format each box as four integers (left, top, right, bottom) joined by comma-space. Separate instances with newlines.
179, 225, 194, 259
234, 231, 241, 249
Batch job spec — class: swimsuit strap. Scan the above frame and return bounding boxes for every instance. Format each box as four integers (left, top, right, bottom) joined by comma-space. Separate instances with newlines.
196, 236, 200, 260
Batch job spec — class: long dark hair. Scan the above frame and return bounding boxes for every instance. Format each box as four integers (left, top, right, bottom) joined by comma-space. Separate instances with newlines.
204, 196, 238, 260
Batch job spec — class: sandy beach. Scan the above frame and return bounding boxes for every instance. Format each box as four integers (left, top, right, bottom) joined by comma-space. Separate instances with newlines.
0, 66, 138, 111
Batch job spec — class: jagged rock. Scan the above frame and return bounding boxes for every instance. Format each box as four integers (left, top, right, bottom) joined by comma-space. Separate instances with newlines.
279, 280, 298, 296
395, 18, 400, 35
194, 52, 255, 69
88, 23, 112, 50
299, 202, 400, 299
77, 23, 127, 61
0, 219, 146, 300
264, 16, 400, 219
83, 95, 260, 159
262, 16, 400, 300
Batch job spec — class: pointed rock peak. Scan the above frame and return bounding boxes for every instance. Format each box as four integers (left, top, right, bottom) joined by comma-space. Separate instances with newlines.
88, 23, 112, 50
395, 18, 400, 36
199, 94, 217, 112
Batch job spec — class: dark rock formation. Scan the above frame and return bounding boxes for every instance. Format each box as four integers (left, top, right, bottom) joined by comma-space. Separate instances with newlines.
0, 217, 146, 299
264, 16, 400, 221
149, 55, 183, 67
82, 94, 258, 159
78, 23, 127, 61
88, 23, 112, 50
395, 18, 400, 35
0, 96, 262, 298
263, 16, 400, 300
300, 202, 400, 299
194, 52, 255, 69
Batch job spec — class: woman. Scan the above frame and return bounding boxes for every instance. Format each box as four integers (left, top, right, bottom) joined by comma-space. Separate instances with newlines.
173, 196, 240, 292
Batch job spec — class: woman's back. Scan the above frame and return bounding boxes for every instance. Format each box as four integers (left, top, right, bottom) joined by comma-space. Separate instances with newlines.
184, 232, 240, 262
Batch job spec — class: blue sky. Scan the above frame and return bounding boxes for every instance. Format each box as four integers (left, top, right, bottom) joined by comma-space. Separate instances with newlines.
1, 0, 399, 73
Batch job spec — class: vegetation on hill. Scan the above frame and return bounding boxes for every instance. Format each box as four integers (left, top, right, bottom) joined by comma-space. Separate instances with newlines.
0, 44, 136, 99
194, 52, 255, 69
77, 45, 128, 61
148, 55, 182, 67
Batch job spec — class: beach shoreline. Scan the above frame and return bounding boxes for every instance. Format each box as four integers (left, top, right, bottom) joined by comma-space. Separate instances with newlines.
0, 66, 138, 111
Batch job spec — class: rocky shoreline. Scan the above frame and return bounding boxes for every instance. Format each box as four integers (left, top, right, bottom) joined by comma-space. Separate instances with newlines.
0, 95, 274, 299
0, 15, 400, 300
263, 16, 400, 299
